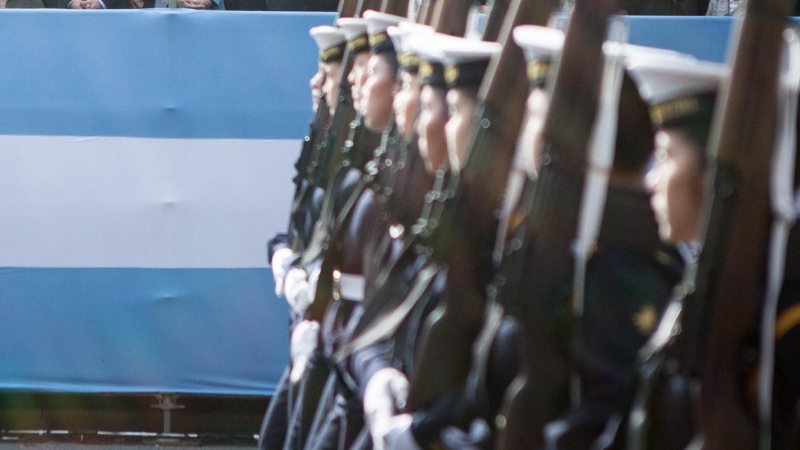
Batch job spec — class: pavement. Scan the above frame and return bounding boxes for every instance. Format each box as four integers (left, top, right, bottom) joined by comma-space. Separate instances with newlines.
0, 433, 256, 449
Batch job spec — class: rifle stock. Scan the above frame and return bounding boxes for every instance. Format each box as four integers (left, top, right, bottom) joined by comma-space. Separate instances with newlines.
491, 1, 621, 448
429, 0, 472, 36
406, 0, 557, 411
481, 0, 509, 41
417, 0, 438, 25
691, 1, 796, 448
340, 0, 358, 17
381, 0, 411, 17
288, 97, 329, 251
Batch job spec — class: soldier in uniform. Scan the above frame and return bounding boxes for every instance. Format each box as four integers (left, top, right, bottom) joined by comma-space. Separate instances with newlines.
392, 27, 685, 450
621, 48, 728, 449
259, 25, 347, 450
625, 45, 800, 449
343, 33, 501, 450
299, 10, 407, 449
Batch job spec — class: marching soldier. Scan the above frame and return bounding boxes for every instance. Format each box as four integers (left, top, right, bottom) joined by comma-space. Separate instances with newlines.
622, 47, 727, 450
260, 25, 347, 450
349, 33, 501, 450
624, 32, 800, 448
300, 10, 407, 449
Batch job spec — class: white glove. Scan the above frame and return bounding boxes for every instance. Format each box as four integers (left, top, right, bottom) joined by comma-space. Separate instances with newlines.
283, 267, 315, 314
289, 320, 320, 383
381, 414, 422, 450
364, 368, 410, 450
270, 247, 295, 297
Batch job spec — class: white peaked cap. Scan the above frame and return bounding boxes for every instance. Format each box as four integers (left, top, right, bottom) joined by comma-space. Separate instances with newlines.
624, 47, 729, 105
436, 33, 502, 65
512, 25, 565, 61
406, 32, 447, 63
309, 25, 346, 52
388, 22, 434, 53
336, 17, 369, 41
362, 10, 406, 36
387, 26, 405, 52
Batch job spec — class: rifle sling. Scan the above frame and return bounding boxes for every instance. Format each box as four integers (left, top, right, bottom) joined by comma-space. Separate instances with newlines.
335, 262, 440, 362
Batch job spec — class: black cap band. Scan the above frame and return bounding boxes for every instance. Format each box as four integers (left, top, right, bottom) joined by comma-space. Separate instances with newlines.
369, 31, 395, 54
320, 43, 346, 63
650, 92, 717, 129
526, 59, 552, 87
419, 61, 446, 88
399, 52, 420, 74
445, 60, 490, 90
348, 34, 369, 55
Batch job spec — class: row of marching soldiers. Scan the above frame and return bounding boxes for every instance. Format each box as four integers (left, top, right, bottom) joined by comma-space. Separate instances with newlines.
259, 0, 800, 447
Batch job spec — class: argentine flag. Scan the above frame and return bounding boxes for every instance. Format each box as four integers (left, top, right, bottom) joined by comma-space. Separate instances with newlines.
0, 9, 334, 396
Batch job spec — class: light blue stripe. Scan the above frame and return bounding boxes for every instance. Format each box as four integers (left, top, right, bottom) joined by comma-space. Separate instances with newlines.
0, 267, 287, 396
0, 11, 336, 139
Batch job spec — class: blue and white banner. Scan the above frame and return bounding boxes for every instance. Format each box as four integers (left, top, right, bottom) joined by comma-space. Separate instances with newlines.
0, 10, 336, 396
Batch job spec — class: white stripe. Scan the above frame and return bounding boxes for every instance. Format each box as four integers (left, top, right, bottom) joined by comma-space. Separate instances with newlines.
0, 135, 299, 268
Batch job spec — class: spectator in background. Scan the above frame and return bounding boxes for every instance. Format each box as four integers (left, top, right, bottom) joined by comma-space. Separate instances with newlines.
61, 0, 127, 8
3, 0, 46, 8
706, 0, 744, 14
129, 0, 222, 9
224, 0, 335, 11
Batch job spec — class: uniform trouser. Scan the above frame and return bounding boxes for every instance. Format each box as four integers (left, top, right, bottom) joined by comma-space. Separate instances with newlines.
284, 349, 331, 450
304, 389, 365, 450
258, 367, 294, 450
306, 373, 339, 446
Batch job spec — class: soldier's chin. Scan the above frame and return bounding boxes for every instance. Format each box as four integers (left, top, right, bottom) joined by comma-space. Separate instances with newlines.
363, 115, 378, 132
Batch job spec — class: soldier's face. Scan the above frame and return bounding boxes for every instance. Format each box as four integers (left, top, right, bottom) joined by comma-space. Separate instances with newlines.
349, 52, 371, 112
360, 54, 397, 132
517, 87, 549, 176
393, 71, 421, 140
645, 129, 705, 244
445, 88, 476, 173
322, 62, 342, 116
310, 65, 325, 114
416, 85, 448, 174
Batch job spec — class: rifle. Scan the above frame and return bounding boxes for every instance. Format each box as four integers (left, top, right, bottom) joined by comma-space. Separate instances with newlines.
340, 0, 358, 15
288, 98, 329, 252
686, 2, 796, 449
417, 0, 438, 25
625, 3, 800, 450
487, 0, 622, 448
406, 0, 558, 411
381, 0, 410, 16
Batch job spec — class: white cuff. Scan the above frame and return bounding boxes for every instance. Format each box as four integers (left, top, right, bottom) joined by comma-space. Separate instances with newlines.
379, 414, 421, 450
271, 247, 295, 297
290, 320, 319, 382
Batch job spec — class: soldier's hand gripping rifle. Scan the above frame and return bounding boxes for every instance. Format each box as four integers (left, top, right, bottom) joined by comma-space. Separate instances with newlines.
487, 0, 622, 448
405, 0, 558, 411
